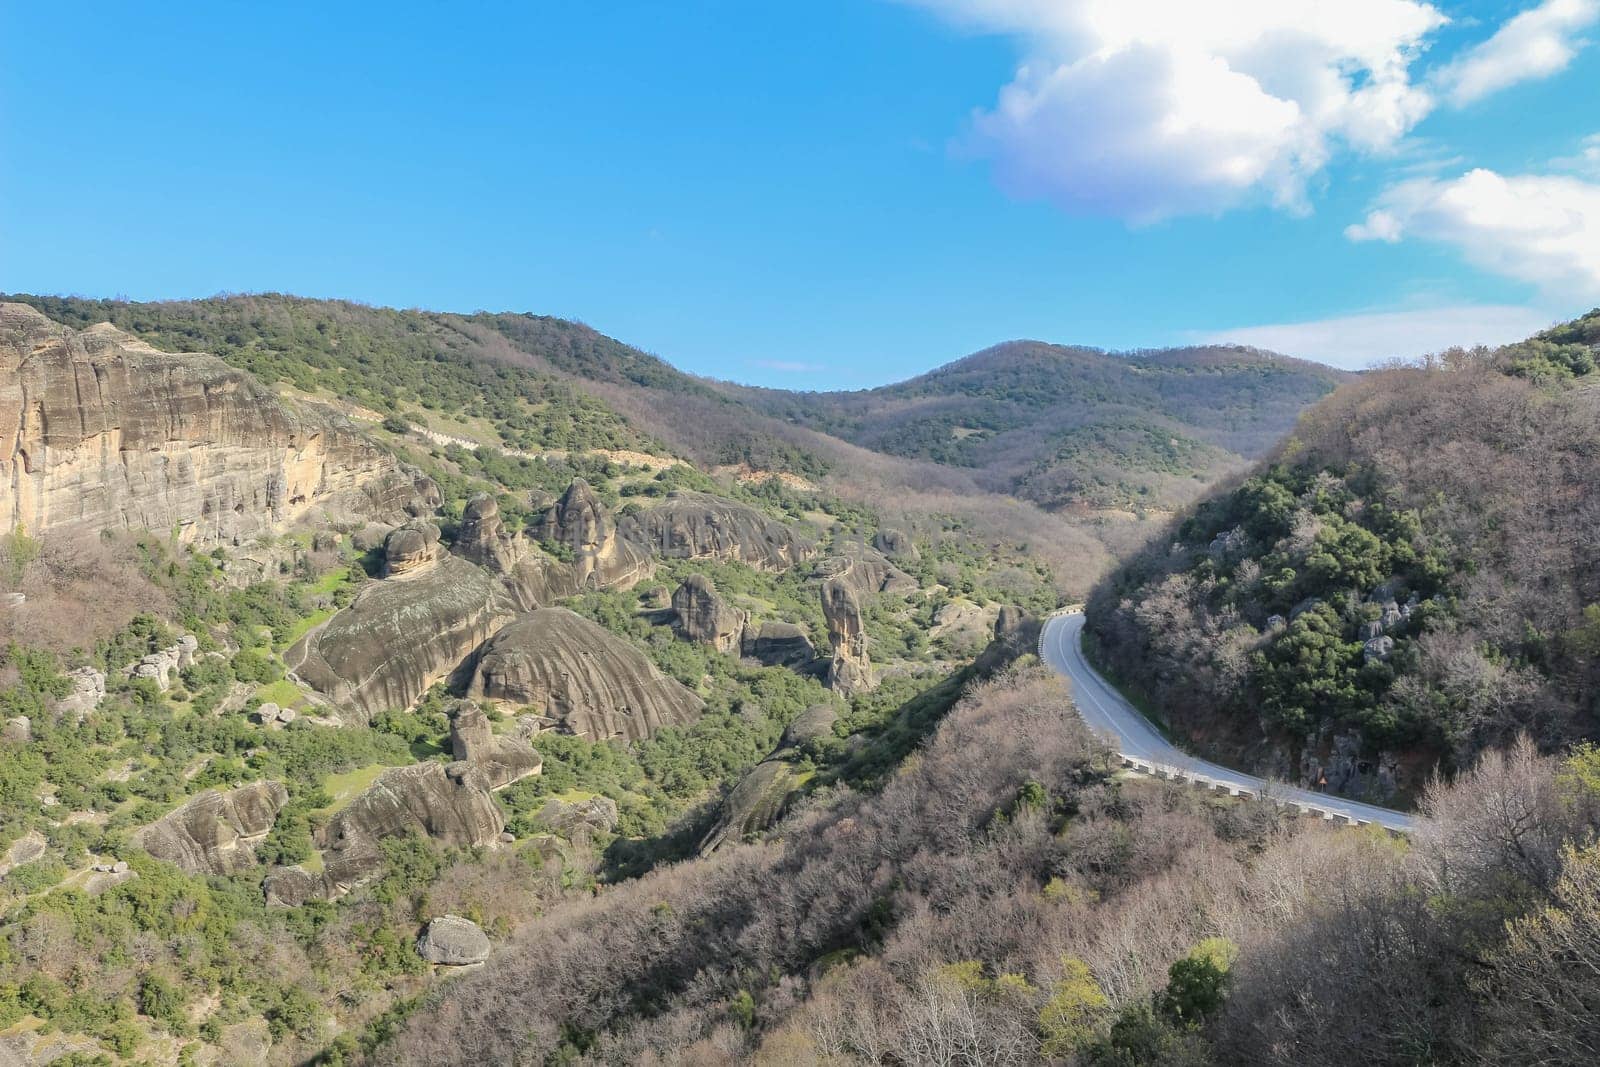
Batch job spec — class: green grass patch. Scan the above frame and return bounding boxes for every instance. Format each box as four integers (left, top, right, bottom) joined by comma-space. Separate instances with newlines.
254, 679, 304, 709
312, 763, 396, 817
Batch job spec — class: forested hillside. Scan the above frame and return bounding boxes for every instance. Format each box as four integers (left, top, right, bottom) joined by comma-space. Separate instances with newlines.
1087, 310, 1600, 801
727, 340, 1347, 513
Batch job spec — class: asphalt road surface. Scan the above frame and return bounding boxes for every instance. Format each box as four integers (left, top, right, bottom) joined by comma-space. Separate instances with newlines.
1041, 611, 1416, 833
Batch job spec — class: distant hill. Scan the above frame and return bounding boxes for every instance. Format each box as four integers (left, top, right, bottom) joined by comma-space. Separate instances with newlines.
723, 339, 1348, 512
1086, 308, 1600, 801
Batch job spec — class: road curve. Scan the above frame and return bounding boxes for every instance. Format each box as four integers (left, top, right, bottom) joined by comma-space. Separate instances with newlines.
1041, 611, 1416, 833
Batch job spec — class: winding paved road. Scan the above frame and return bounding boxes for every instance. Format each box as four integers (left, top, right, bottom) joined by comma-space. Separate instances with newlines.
1041, 611, 1416, 833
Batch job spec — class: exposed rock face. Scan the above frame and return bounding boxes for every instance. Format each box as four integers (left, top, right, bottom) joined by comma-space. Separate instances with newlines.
814, 548, 917, 599
699, 704, 837, 854
741, 621, 817, 669
620, 490, 818, 571
2, 716, 29, 743
533, 795, 620, 839
264, 762, 504, 905
134, 781, 288, 876
873, 527, 919, 562
533, 479, 652, 591
470, 608, 705, 741
288, 554, 518, 719
417, 915, 491, 966
454, 493, 523, 574
383, 519, 442, 577
821, 577, 873, 694
122, 635, 199, 691
0, 302, 436, 545
671, 574, 748, 653
53, 667, 106, 720
1300, 727, 1400, 800
447, 700, 542, 790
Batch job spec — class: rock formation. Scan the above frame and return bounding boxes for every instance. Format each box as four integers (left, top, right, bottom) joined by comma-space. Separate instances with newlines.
533, 479, 652, 591
447, 700, 542, 790
700, 703, 837, 853
133, 781, 288, 876
0, 302, 436, 545
264, 761, 505, 906
873, 527, 919, 562
813, 548, 916, 599
671, 574, 748, 653
619, 490, 818, 571
53, 667, 106, 721
382, 519, 442, 577
417, 915, 491, 966
122, 635, 199, 691
532, 795, 620, 839
469, 608, 705, 741
741, 621, 817, 670
453, 493, 523, 574
821, 577, 873, 694
287, 545, 519, 720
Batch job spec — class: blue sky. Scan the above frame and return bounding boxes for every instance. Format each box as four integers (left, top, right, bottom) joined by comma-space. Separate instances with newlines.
2, 1, 1597, 387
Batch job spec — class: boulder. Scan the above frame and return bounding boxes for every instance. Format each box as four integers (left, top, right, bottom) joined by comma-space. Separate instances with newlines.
287, 554, 519, 719
382, 519, 442, 577
469, 608, 705, 741
873, 527, 919, 562
453, 493, 522, 573
813, 549, 916, 598
779, 703, 838, 751
0, 302, 436, 546
671, 574, 748, 653
1363, 635, 1395, 663
121, 634, 199, 692
134, 781, 288, 876
417, 914, 491, 966
741, 621, 817, 670
447, 700, 542, 790
2, 715, 30, 743
619, 490, 818, 571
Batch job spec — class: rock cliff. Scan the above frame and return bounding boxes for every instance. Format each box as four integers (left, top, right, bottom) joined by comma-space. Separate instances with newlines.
532, 479, 652, 592
0, 302, 435, 544
620, 490, 818, 571
287, 530, 519, 719
133, 781, 288, 876
740, 621, 817, 670
699, 704, 836, 853
469, 608, 705, 741
447, 699, 542, 790
671, 573, 748, 654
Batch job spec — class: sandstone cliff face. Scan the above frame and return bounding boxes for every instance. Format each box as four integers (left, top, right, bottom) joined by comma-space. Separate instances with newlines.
288, 540, 519, 719
671, 574, 747, 654
814, 547, 916, 599
741, 621, 817, 670
620, 490, 818, 571
873, 527, 919, 562
821, 576, 874, 694
470, 608, 705, 741
533, 479, 652, 592
447, 699, 542, 791
133, 781, 288, 876
0, 303, 435, 544
699, 704, 837, 853
264, 761, 504, 906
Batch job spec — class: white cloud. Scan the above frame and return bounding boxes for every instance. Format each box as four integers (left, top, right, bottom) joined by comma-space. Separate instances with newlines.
1434, 0, 1599, 106
1554, 132, 1600, 176
908, 0, 1447, 221
1200, 304, 1553, 368
1347, 167, 1600, 299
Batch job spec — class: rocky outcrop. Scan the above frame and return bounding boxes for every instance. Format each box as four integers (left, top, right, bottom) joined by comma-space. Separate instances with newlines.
288, 550, 518, 720
53, 667, 106, 721
700, 704, 837, 853
122, 635, 199, 691
671, 574, 748, 653
533, 479, 652, 592
741, 621, 817, 670
417, 915, 491, 966
821, 577, 873, 694
873, 527, 919, 562
814, 548, 917, 598
532, 795, 620, 839
469, 608, 704, 741
264, 761, 504, 906
448, 700, 542, 790
453, 493, 523, 575
134, 781, 288, 876
2, 715, 29, 743
0, 302, 436, 545
383, 519, 442, 577
620, 490, 817, 571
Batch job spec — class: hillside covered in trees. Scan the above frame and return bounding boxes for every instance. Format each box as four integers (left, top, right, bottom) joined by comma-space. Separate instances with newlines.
1086, 310, 1600, 801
